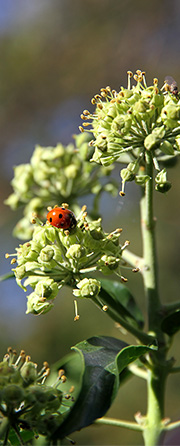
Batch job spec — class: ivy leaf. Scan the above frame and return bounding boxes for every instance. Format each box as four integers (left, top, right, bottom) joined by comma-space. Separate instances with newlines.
161, 309, 180, 336
97, 278, 144, 329
51, 336, 153, 441
116, 344, 155, 373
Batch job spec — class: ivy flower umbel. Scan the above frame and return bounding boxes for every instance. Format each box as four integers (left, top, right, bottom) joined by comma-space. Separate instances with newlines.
80, 70, 180, 193
5, 133, 117, 240
0, 347, 74, 444
6, 206, 129, 315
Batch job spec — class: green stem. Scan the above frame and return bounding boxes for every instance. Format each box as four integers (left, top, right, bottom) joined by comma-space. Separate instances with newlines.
140, 153, 161, 333
165, 419, 180, 431
0, 272, 15, 282
140, 151, 167, 446
121, 248, 143, 269
95, 416, 143, 431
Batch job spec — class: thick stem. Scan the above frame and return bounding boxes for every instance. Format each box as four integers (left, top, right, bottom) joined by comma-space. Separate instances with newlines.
140, 152, 161, 333
140, 151, 167, 446
143, 369, 167, 446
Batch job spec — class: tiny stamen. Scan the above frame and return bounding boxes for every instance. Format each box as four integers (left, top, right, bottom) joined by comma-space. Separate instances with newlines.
74, 300, 80, 322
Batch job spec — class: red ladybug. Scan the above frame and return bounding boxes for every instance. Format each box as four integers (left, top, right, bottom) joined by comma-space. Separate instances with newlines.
47, 207, 77, 229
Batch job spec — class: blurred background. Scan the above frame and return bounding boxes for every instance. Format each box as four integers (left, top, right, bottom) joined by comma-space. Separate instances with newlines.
0, 0, 180, 444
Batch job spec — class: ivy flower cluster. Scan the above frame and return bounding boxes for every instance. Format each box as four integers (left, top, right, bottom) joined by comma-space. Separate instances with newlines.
0, 347, 71, 443
6, 207, 128, 316
5, 133, 117, 240
80, 70, 180, 193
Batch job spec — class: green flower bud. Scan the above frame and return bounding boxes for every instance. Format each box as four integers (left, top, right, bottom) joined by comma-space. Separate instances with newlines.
135, 175, 150, 185
150, 91, 164, 108
155, 182, 172, 193
161, 103, 180, 121
18, 242, 39, 262
73, 278, 101, 299
98, 255, 120, 274
144, 126, 167, 151
66, 244, 86, 259
45, 226, 57, 243
20, 362, 37, 384
13, 265, 26, 279
26, 292, 55, 315
4, 193, 20, 210
12, 164, 33, 195
25, 385, 47, 408
64, 164, 79, 179
111, 115, 132, 135
120, 167, 135, 182
33, 226, 48, 245
107, 103, 118, 119
152, 126, 166, 139
91, 147, 104, 163
155, 169, 172, 193
58, 226, 84, 249
41, 387, 62, 412
2, 384, 24, 408
39, 246, 54, 262
144, 134, 159, 151
160, 140, 174, 155
95, 134, 108, 151
133, 99, 150, 114
35, 279, 58, 299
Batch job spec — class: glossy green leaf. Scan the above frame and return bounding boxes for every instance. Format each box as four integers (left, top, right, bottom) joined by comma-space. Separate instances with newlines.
116, 344, 155, 373
51, 336, 154, 441
161, 309, 180, 336
51, 336, 128, 440
97, 278, 144, 329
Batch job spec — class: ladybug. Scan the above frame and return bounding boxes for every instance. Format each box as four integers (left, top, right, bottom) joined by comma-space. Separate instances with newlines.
47, 207, 77, 230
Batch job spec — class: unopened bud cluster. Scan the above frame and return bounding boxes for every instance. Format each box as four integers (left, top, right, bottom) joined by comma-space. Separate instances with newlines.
7, 209, 127, 315
0, 347, 68, 442
5, 133, 117, 240
80, 70, 180, 193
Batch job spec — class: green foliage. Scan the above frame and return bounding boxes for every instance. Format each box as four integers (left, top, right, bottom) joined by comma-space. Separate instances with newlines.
49, 336, 154, 441
161, 309, 180, 336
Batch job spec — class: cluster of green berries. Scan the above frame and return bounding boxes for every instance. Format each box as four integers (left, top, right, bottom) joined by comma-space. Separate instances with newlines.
80, 70, 180, 194
5, 133, 117, 240
6, 207, 128, 316
0, 347, 73, 443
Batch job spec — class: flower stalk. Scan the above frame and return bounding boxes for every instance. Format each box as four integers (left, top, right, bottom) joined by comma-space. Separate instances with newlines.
140, 151, 167, 445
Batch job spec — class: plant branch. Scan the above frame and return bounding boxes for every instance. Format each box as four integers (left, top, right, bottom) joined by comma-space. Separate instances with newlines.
165, 420, 180, 431
0, 272, 15, 282
140, 151, 167, 446
95, 416, 143, 431
121, 248, 143, 269
128, 363, 148, 379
